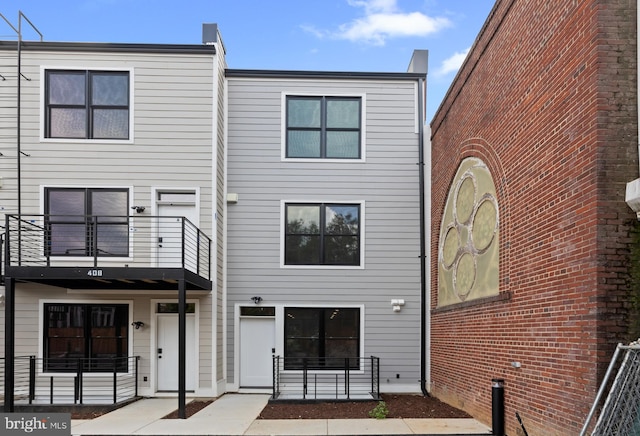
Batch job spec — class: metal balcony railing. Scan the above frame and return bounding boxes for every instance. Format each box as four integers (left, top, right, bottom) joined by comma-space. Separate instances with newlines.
0, 356, 140, 406
272, 356, 380, 401
4, 214, 211, 279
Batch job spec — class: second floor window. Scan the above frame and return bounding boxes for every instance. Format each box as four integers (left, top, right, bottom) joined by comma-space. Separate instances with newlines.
45, 187, 129, 257
285, 203, 360, 266
286, 96, 361, 159
45, 70, 130, 139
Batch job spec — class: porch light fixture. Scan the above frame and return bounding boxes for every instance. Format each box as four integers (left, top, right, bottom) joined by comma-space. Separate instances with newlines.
391, 299, 405, 312
131, 205, 146, 213
0, 294, 4, 308
251, 296, 263, 304
131, 321, 145, 329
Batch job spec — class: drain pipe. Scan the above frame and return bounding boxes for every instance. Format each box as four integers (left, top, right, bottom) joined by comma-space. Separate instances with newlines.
418, 76, 429, 397
409, 50, 430, 397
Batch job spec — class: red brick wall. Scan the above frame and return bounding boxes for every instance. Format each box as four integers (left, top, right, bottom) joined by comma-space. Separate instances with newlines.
429, 0, 638, 434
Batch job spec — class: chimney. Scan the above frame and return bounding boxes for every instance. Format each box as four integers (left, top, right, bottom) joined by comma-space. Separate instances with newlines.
202, 23, 218, 45
407, 49, 428, 75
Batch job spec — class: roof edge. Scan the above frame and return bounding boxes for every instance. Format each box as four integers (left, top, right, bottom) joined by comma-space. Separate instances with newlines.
226, 68, 424, 80
0, 40, 216, 55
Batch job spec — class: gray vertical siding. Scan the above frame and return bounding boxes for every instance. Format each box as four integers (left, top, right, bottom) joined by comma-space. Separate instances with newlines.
226, 76, 423, 390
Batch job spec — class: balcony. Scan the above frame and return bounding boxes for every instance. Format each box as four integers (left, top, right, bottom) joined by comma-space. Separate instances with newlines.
3, 214, 212, 292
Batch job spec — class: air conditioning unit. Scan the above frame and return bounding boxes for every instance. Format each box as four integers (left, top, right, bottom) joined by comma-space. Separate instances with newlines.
625, 178, 640, 218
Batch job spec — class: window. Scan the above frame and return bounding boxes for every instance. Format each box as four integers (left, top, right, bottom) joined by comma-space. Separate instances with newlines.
43, 303, 129, 372
284, 307, 360, 370
45, 188, 129, 257
285, 203, 360, 266
45, 70, 130, 139
286, 96, 361, 159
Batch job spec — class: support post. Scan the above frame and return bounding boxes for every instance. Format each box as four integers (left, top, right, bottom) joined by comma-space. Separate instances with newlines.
3, 277, 15, 412
178, 279, 186, 419
492, 378, 505, 436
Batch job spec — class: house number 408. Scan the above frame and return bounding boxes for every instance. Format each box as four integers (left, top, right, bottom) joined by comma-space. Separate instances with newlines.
87, 269, 103, 277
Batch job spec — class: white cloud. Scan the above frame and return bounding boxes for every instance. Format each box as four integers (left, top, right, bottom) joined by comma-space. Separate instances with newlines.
435, 47, 470, 77
304, 0, 451, 46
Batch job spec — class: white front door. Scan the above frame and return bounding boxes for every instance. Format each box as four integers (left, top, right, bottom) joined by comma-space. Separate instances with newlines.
156, 191, 198, 269
157, 314, 196, 391
240, 317, 275, 387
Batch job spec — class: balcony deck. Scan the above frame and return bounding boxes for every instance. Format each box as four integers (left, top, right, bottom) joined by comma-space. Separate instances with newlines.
3, 214, 212, 292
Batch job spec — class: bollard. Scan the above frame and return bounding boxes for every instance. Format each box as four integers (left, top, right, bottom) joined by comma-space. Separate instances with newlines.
492, 378, 505, 436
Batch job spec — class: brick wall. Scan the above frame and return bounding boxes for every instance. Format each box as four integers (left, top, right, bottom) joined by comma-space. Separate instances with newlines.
429, 0, 638, 434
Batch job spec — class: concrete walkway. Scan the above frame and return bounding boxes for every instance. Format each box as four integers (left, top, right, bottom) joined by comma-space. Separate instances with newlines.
71, 394, 491, 436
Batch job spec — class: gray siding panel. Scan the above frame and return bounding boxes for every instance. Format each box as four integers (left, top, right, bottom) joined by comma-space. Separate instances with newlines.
226, 77, 422, 390
0, 47, 218, 394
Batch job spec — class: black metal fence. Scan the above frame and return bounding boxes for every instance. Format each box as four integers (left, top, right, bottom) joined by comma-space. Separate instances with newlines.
272, 356, 380, 401
0, 356, 140, 406
4, 214, 211, 279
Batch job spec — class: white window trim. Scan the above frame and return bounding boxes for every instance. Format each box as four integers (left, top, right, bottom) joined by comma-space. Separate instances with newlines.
40, 66, 135, 144
280, 199, 365, 270
38, 298, 135, 377
278, 304, 366, 375
280, 92, 367, 163
40, 184, 135, 263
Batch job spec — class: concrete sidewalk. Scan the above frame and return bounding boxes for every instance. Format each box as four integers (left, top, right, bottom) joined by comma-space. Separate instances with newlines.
71, 394, 491, 435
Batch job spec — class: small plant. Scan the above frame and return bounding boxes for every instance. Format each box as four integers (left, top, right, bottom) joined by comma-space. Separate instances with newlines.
368, 400, 389, 419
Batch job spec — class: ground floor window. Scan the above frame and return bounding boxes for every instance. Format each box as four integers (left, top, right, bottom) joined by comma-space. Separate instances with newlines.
284, 307, 360, 370
43, 303, 129, 372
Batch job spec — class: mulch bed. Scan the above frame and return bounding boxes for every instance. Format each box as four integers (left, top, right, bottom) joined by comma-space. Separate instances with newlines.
163, 400, 215, 419
72, 394, 470, 420
258, 394, 471, 419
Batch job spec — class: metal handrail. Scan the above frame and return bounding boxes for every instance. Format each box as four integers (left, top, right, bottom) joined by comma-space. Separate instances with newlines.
4, 214, 212, 279
0, 355, 140, 406
272, 356, 380, 401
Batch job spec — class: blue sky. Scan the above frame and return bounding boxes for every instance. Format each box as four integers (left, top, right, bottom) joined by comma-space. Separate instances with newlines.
4, 0, 495, 121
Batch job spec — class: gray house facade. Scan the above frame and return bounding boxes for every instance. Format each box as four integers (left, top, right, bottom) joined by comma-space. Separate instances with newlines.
0, 25, 227, 412
1, 21, 428, 410
225, 62, 428, 397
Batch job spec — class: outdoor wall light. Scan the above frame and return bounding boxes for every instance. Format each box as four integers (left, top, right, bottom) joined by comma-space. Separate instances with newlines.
131, 321, 145, 329
0, 294, 4, 308
131, 206, 146, 213
251, 296, 263, 304
391, 299, 405, 312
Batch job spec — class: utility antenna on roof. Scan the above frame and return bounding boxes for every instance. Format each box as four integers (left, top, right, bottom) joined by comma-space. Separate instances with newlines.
0, 11, 42, 217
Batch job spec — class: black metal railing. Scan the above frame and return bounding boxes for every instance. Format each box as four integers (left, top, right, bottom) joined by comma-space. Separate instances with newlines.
0, 356, 140, 406
272, 356, 380, 401
4, 214, 211, 279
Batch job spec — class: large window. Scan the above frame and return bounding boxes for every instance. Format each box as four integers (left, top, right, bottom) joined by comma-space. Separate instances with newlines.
45, 70, 130, 139
43, 303, 129, 372
284, 307, 360, 370
285, 203, 360, 266
286, 96, 361, 159
45, 188, 129, 257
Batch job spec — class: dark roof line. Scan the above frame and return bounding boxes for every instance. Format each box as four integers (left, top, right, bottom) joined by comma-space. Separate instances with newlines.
0, 40, 216, 55
226, 68, 425, 80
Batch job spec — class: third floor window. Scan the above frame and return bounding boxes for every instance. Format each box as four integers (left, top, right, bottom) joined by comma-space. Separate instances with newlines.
45, 70, 130, 140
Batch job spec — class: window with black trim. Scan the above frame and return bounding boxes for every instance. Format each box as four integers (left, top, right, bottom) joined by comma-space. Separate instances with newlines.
284, 307, 360, 370
286, 96, 361, 159
45, 70, 130, 139
43, 303, 129, 372
45, 187, 129, 257
285, 203, 360, 266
